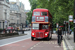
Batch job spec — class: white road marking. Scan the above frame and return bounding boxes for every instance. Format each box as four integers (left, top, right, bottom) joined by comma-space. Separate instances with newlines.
0, 37, 30, 47
33, 45, 36, 47
36, 43, 39, 45
30, 47, 33, 49
52, 43, 54, 44
37, 42, 41, 44
35, 46, 43, 47
54, 41, 57, 44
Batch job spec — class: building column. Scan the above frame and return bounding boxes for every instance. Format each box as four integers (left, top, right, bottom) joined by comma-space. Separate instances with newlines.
3, 21, 4, 29
0, 22, 1, 28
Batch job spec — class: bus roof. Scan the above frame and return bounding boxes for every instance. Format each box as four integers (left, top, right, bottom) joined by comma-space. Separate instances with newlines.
33, 8, 49, 12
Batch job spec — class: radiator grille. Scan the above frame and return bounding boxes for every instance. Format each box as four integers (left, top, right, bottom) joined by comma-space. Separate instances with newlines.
36, 32, 44, 38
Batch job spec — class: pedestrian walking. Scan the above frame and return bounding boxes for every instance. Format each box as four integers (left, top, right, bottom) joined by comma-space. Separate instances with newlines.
67, 28, 71, 40
70, 29, 72, 35
57, 27, 63, 46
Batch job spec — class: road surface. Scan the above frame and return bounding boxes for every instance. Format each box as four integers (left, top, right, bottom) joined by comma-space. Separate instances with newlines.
0, 30, 67, 50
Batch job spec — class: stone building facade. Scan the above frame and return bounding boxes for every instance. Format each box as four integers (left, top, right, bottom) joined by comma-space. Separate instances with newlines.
0, 0, 27, 29
0, 0, 10, 29
10, 0, 27, 29
10, 3, 20, 28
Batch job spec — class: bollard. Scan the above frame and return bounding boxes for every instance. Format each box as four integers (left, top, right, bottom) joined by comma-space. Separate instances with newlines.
22, 30, 24, 34
5, 30, 7, 36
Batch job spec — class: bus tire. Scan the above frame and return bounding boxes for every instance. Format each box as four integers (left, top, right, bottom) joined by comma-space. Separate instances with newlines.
31, 36, 34, 41
50, 37, 52, 39
47, 35, 49, 41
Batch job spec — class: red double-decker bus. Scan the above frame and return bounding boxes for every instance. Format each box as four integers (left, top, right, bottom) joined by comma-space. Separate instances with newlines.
31, 8, 53, 40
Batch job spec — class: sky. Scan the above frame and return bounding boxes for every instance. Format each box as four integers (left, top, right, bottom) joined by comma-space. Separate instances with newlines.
9, 0, 31, 10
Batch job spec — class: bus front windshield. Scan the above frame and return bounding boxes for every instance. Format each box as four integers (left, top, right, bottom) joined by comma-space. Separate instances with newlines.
42, 25, 49, 29
41, 12, 47, 16
34, 12, 40, 16
32, 23, 39, 29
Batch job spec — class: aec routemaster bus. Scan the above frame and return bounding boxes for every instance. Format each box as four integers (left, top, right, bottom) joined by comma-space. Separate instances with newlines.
31, 8, 53, 40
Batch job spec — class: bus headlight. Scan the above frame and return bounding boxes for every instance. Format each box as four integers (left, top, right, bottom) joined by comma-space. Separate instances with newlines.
32, 33, 34, 35
45, 33, 47, 36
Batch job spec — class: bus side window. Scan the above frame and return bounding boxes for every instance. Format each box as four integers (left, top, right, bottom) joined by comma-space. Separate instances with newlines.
49, 17, 52, 23
41, 12, 47, 16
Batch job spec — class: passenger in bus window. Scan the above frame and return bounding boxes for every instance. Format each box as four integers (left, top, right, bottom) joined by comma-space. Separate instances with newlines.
42, 25, 46, 29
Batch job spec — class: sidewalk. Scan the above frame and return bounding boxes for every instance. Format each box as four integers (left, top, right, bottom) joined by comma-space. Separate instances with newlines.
63, 34, 75, 50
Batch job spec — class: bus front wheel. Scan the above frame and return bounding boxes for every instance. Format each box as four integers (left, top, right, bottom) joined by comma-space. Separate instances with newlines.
47, 35, 49, 41
31, 36, 34, 41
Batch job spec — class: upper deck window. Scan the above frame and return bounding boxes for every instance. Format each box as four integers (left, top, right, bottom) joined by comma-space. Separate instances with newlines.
34, 12, 40, 16
41, 12, 47, 16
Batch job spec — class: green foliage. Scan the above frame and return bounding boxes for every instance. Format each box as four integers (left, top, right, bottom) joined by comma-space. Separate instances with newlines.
26, 0, 37, 23
26, 11, 32, 23
27, 0, 74, 28
29, 0, 37, 11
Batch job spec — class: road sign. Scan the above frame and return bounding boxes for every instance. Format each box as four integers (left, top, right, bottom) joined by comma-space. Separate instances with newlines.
74, 19, 75, 23
69, 19, 73, 22
69, 15, 73, 22
5, 20, 7, 25
56, 23, 59, 28
69, 15, 73, 18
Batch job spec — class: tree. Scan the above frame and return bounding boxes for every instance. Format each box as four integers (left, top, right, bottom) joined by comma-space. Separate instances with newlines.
26, 0, 38, 23
26, 11, 32, 23
27, 0, 74, 28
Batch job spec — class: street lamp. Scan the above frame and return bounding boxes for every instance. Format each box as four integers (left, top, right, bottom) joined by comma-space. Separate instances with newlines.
64, 21, 66, 36
5, 10, 7, 29
17, 18, 19, 27
0, 21, 1, 28
19, 14, 21, 29
74, 0, 75, 42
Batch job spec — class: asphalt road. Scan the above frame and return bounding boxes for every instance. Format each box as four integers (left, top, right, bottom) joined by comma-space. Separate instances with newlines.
0, 31, 31, 47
